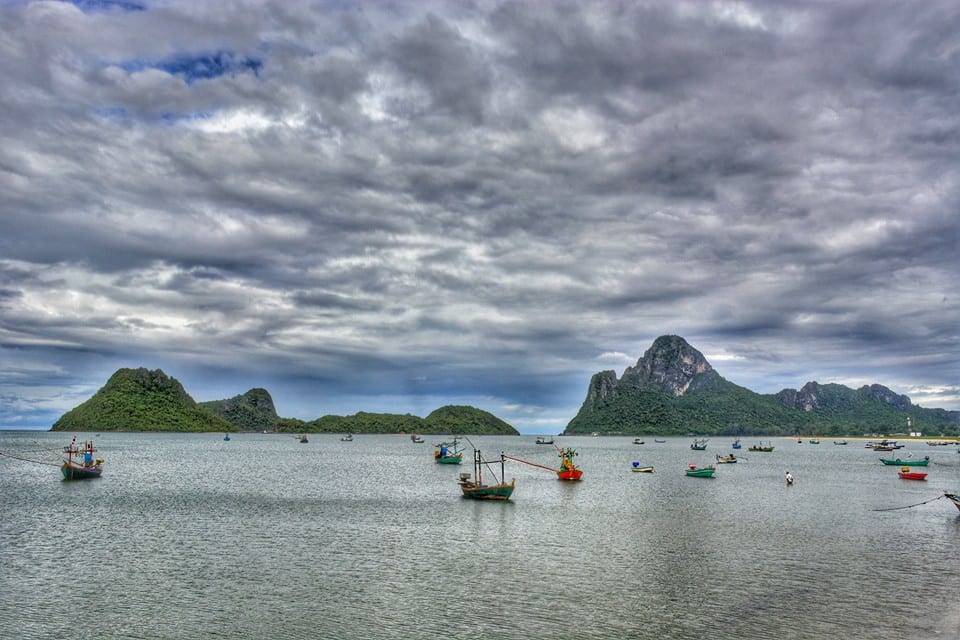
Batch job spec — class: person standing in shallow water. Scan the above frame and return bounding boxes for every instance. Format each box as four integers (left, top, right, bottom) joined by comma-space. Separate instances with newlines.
786, 471, 794, 486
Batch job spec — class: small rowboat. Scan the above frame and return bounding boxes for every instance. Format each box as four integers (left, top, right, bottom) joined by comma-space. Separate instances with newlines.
897, 467, 927, 480
685, 463, 715, 478
880, 457, 929, 466
631, 462, 654, 473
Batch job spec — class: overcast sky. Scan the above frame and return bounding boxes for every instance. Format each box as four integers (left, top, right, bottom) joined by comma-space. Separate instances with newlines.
1, 0, 957, 432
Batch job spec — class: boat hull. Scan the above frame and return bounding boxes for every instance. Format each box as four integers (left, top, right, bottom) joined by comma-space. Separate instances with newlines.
459, 479, 515, 500
61, 464, 102, 480
880, 459, 929, 466
898, 471, 927, 480
557, 469, 583, 481
435, 456, 463, 465
685, 468, 715, 478
631, 466, 654, 473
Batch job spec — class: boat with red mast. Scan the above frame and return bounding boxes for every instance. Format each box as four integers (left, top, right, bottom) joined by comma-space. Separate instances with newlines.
504, 443, 583, 481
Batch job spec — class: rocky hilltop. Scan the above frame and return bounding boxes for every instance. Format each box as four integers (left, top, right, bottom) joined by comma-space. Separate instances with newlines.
200, 388, 278, 432
566, 335, 958, 436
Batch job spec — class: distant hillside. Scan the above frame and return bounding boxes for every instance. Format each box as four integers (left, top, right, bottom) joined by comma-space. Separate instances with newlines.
298, 405, 519, 435
50, 367, 520, 434
51, 368, 232, 432
565, 335, 959, 437
200, 388, 278, 432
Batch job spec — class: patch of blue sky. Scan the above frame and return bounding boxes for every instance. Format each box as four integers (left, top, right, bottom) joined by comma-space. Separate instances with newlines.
155, 51, 263, 84
70, 0, 146, 12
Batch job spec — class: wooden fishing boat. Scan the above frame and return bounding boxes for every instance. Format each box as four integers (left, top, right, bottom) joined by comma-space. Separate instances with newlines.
340, 433, 353, 442
410, 434, 425, 443
299, 434, 309, 443
631, 462, 654, 472
535, 435, 554, 445
654, 439, 666, 443
223, 433, 230, 441
685, 463, 715, 478
434, 437, 463, 465
749, 443, 774, 452
945, 493, 960, 512
690, 438, 708, 450
458, 450, 514, 500
503, 444, 583, 481
61, 437, 103, 480
833, 440, 848, 445
897, 467, 927, 480
556, 446, 583, 480
715, 454, 737, 464
808, 439, 820, 444
633, 437, 645, 445
880, 457, 929, 466
731, 439, 742, 449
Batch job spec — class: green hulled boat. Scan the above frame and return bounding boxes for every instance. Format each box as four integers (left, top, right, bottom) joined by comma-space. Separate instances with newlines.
458, 449, 515, 500
434, 437, 463, 465
685, 464, 715, 478
880, 457, 929, 466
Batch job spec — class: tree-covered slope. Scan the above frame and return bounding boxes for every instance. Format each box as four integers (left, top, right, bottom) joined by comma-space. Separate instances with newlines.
51, 368, 232, 432
200, 388, 278, 432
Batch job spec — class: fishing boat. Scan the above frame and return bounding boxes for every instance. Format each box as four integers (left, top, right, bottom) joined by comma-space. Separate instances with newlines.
340, 433, 353, 442
809, 439, 821, 444
631, 462, 654, 472
410, 434, 425, 443
502, 444, 583, 481
732, 439, 742, 449
685, 463, 715, 478
633, 437, 645, 445
434, 438, 463, 465
458, 450, 514, 500
299, 434, 308, 444
61, 437, 103, 480
654, 439, 666, 443
223, 433, 230, 441
749, 443, 775, 452
833, 440, 848, 445
715, 453, 737, 464
897, 467, 927, 481
690, 438, 708, 451
535, 435, 554, 445
880, 457, 929, 466
556, 446, 583, 481
945, 493, 960, 513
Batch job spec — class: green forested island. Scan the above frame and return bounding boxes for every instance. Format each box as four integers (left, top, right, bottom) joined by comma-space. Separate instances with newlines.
51, 368, 519, 435
50, 338, 959, 437
564, 335, 959, 437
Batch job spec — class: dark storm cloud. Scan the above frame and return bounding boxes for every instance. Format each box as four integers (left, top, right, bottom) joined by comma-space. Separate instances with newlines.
0, 1, 957, 430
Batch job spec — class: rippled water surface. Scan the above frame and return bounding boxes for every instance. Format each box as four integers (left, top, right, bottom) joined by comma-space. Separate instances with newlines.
2, 432, 959, 639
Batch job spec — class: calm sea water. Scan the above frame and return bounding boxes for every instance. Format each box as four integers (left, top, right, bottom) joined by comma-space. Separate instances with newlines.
2, 431, 959, 639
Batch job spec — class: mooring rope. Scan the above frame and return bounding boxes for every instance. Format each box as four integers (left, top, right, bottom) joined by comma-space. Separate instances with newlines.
871, 494, 944, 512
0, 450, 62, 467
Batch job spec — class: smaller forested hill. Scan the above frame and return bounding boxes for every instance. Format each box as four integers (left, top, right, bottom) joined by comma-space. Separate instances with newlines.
51, 368, 232, 432
425, 405, 519, 434
200, 388, 278, 432
292, 406, 519, 435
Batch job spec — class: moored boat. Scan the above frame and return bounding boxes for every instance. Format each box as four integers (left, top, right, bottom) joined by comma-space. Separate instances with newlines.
880, 457, 929, 466
897, 467, 927, 480
631, 461, 654, 472
410, 434, 425, 443
715, 453, 737, 464
633, 437, 645, 445
223, 433, 230, 441
685, 463, 715, 478
299, 434, 308, 443
690, 438, 708, 451
556, 446, 583, 481
732, 439, 742, 449
749, 443, 775, 452
535, 436, 554, 445
340, 433, 353, 442
458, 449, 514, 500
833, 440, 848, 445
434, 437, 464, 465
60, 437, 103, 481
